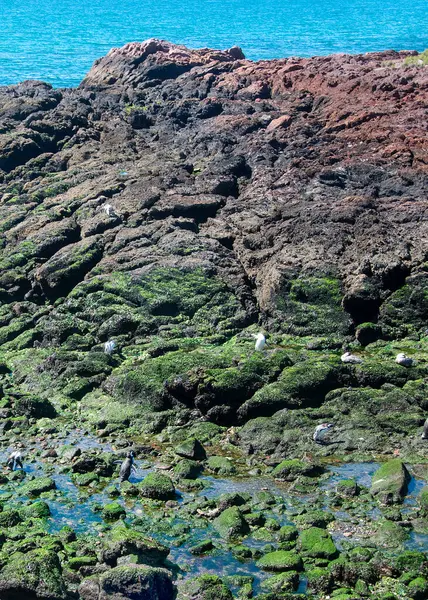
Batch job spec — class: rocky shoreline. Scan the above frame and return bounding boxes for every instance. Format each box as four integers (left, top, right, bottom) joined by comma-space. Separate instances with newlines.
0, 40, 427, 599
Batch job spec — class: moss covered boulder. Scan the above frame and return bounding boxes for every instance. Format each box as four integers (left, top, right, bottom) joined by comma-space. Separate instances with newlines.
21, 500, 51, 519
298, 527, 338, 559
207, 456, 236, 476
0, 548, 68, 599
78, 564, 175, 600
256, 550, 303, 572
139, 472, 176, 500
173, 458, 202, 480
0, 509, 22, 527
306, 567, 333, 593
175, 437, 207, 461
279, 525, 299, 542
213, 506, 250, 539
336, 479, 359, 497
179, 574, 233, 600
260, 571, 299, 593
102, 502, 126, 521
272, 459, 323, 481
100, 525, 170, 566
371, 459, 410, 504
13, 394, 57, 419
373, 519, 409, 547
21, 476, 56, 497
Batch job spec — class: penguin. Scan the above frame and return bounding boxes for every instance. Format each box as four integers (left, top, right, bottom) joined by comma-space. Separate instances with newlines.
395, 353, 414, 367
6, 451, 23, 471
421, 418, 428, 440
313, 423, 334, 445
341, 352, 363, 364
253, 332, 266, 352
119, 451, 136, 483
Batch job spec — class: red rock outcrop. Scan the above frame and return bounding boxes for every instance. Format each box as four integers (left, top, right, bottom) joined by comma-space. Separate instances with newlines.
0, 40, 427, 337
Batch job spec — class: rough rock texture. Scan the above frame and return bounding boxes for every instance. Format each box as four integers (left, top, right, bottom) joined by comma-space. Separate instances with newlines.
0, 39, 428, 444
371, 459, 411, 503
78, 565, 176, 600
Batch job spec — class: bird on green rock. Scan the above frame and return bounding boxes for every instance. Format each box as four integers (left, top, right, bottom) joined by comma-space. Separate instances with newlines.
313, 423, 334, 445
6, 450, 23, 471
253, 332, 266, 351
119, 451, 136, 482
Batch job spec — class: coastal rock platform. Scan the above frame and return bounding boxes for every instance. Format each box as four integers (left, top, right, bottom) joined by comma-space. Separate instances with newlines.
0, 41, 427, 599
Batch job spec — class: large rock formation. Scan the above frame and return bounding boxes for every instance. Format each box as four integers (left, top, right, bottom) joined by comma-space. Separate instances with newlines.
0, 39, 427, 439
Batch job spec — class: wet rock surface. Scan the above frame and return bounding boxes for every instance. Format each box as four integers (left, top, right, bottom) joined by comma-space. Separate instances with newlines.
0, 40, 428, 599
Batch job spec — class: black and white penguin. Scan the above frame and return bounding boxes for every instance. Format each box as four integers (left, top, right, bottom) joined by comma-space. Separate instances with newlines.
6, 451, 23, 471
119, 451, 136, 482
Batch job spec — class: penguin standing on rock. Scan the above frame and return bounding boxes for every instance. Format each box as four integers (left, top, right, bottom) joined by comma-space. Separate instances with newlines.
119, 451, 136, 483
6, 451, 23, 471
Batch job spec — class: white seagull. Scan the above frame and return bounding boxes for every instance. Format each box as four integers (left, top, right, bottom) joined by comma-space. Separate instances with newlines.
313, 423, 334, 445
341, 352, 363, 364
253, 332, 266, 352
104, 340, 117, 355
101, 203, 116, 217
395, 353, 415, 367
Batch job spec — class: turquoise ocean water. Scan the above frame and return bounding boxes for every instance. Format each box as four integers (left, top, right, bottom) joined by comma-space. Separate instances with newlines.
0, 0, 427, 87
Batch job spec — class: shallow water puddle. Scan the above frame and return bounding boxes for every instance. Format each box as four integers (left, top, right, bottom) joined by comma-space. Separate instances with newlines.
1, 433, 427, 594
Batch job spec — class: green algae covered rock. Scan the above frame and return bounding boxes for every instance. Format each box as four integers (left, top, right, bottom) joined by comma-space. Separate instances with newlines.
173, 458, 202, 480
260, 571, 299, 593
189, 539, 215, 555
0, 548, 68, 599
0, 509, 22, 527
100, 525, 169, 566
175, 437, 207, 461
298, 527, 338, 559
256, 550, 303, 572
418, 487, 428, 516
74, 471, 99, 486
407, 576, 428, 599
272, 459, 323, 481
306, 567, 333, 593
68, 555, 97, 571
139, 472, 176, 500
336, 479, 359, 497
14, 394, 57, 419
179, 574, 232, 600
371, 459, 410, 503
21, 500, 51, 519
294, 510, 334, 530
102, 502, 126, 521
207, 456, 236, 476
238, 357, 343, 420
21, 476, 56, 497
78, 564, 175, 600
213, 506, 250, 539
279, 525, 299, 542
392, 550, 427, 573
373, 519, 409, 547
